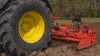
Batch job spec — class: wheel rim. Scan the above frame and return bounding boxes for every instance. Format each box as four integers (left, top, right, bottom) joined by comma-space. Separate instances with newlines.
19, 11, 45, 44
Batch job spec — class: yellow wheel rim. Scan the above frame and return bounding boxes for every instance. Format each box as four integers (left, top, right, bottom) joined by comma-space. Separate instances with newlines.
19, 11, 45, 44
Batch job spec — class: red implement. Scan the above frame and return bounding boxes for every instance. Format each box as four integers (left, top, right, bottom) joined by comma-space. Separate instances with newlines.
51, 24, 96, 50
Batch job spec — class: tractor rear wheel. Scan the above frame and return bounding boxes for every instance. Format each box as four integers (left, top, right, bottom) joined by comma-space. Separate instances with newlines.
0, 0, 51, 56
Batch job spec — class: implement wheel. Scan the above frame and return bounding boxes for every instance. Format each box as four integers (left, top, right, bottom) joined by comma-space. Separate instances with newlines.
0, 0, 51, 56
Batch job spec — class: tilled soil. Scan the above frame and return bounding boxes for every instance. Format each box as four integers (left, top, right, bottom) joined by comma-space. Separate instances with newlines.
29, 22, 100, 56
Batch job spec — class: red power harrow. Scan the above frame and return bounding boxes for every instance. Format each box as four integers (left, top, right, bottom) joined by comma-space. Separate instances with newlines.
51, 23, 96, 50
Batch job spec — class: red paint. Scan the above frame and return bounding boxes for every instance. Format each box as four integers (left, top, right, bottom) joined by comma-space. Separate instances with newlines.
51, 24, 96, 50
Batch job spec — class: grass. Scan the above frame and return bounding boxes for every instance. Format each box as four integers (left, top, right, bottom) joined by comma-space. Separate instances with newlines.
82, 18, 100, 23
55, 18, 100, 25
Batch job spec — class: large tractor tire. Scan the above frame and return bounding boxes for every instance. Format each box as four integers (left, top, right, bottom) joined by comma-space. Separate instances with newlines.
0, 0, 51, 56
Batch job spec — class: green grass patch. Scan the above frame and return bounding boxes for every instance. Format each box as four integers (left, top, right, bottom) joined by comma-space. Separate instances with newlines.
55, 18, 100, 25
82, 18, 100, 23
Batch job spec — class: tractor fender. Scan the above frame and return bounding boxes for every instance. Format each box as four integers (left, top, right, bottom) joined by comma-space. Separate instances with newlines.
0, 0, 8, 9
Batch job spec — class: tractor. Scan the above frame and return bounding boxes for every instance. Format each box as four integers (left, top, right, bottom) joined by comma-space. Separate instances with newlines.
0, 0, 96, 56
0, 0, 52, 56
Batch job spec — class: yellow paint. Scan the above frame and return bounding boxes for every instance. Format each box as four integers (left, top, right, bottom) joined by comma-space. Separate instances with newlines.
19, 11, 45, 44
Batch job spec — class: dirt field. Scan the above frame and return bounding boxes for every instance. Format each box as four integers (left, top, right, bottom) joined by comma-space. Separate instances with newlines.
29, 22, 100, 56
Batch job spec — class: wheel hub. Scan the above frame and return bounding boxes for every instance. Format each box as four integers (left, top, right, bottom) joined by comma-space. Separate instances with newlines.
19, 11, 45, 44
